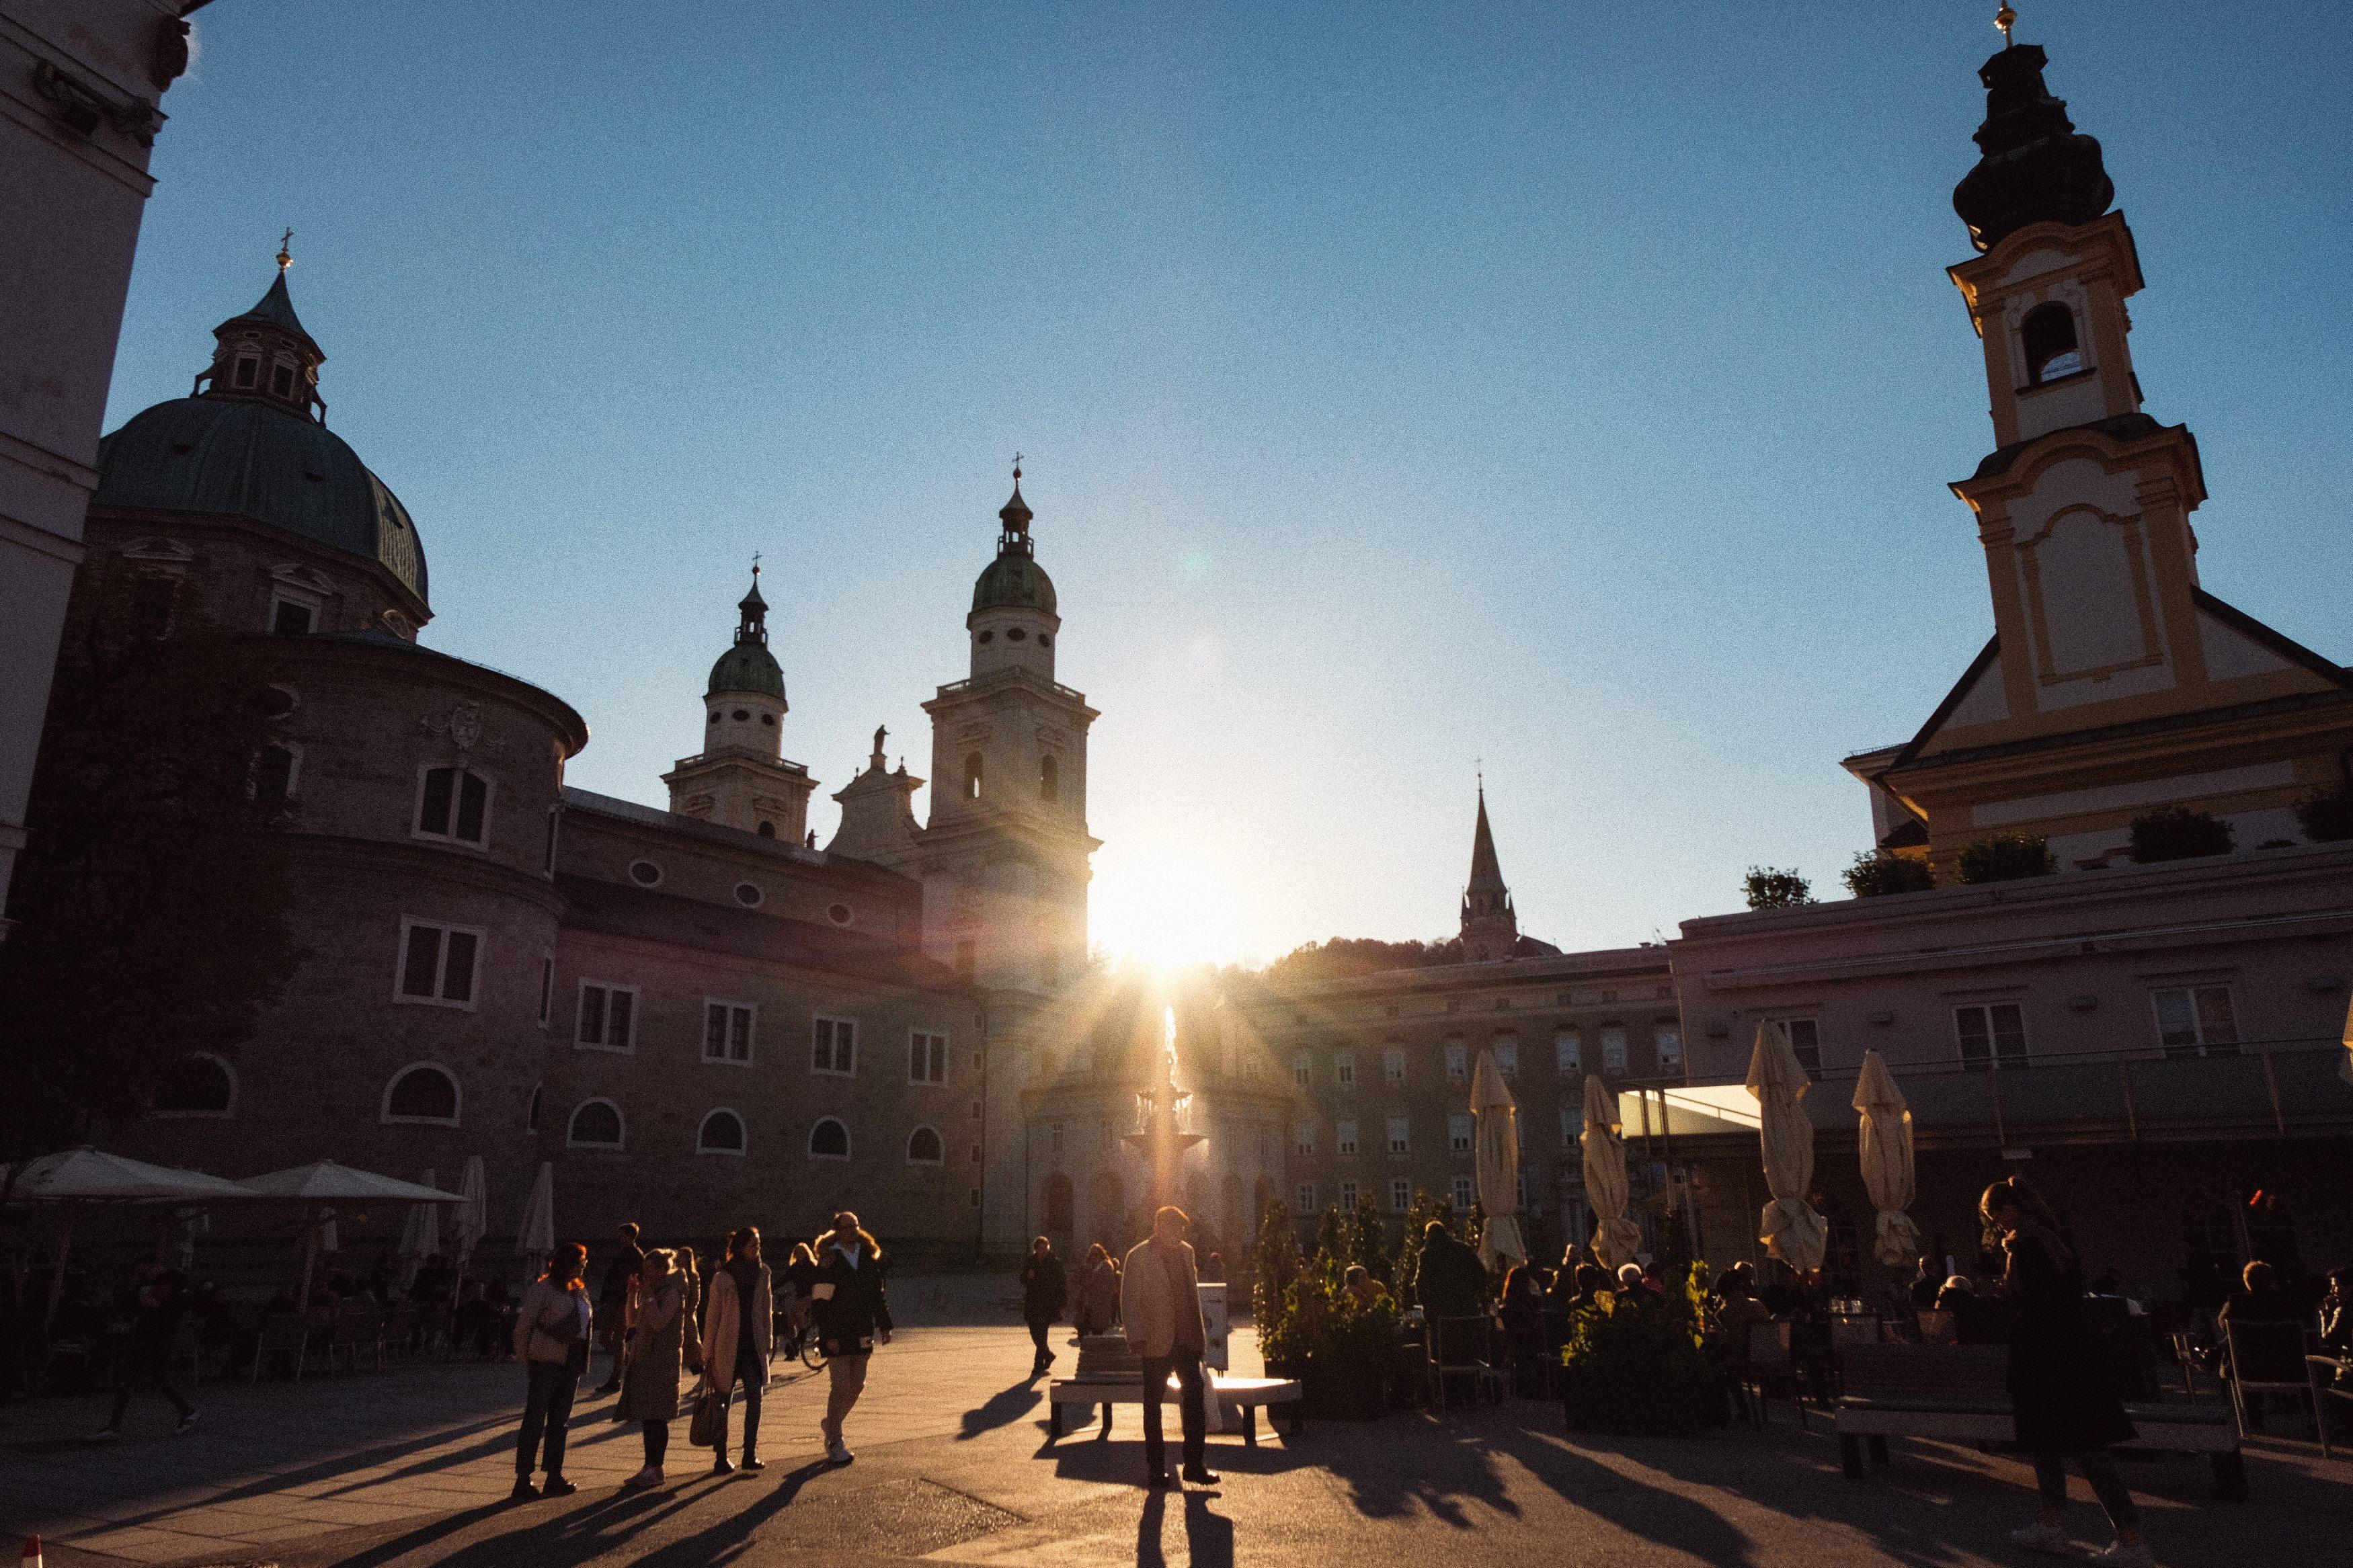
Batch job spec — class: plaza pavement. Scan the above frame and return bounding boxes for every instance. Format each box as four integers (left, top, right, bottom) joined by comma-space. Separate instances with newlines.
1, 1324, 2344, 1567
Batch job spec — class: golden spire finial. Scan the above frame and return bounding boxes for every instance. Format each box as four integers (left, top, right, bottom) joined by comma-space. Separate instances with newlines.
276, 227, 293, 272
1011, 450, 1024, 483
1995, 3, 2018, 45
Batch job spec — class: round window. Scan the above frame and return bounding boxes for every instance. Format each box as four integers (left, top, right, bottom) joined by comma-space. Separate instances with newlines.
1006, 627, 1027, 642
731, 709, 750, 722
735, 882, 763, 907
629, 860, 662, 887
708, 710, 721, 725
976, 630, 994, 645
827, 903, 853, 926
1038, 633, 1051, 647
760, 712, 776, 727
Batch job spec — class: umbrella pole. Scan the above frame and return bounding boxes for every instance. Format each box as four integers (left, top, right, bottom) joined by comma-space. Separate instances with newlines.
42, 1206, 77, 1333
298, 1208, 321, 1305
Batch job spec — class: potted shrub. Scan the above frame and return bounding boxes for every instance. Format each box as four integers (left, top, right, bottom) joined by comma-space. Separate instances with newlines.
1558, 1265, 1724, 1436
1843, 850, 1935, 897
1954, 832, 2054, 883
2128, 805, 2234, 862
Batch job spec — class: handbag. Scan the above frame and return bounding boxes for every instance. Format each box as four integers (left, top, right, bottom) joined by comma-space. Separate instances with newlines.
688, 1383, 724, 1448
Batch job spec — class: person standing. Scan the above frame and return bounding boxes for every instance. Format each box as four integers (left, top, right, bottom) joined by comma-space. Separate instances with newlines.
1020, 1237, 1068, 1376
813, 1210, 893, 1465
88, 1264, 196, 1440
510, 1243, 591, 1500
1076, 1244, 1121, 1336
675, 1246, 705, 1378
1121, 1206, 1216, 1491
781, 1241, 822, 1356
700, 1227, 772, 1475
593, 1222, 645, 1396
1412, 1219, 1487, 1319
1982, 1178, 2151, 1567
619, 1249, 688, 1488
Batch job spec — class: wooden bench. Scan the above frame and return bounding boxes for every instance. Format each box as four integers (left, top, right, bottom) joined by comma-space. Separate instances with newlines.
1046, 1374, 1304, 1446
1834, 1344, 2245, 1499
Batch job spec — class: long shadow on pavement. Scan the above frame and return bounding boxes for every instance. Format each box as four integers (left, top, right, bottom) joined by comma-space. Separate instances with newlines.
1307, 1409, 1522, 1527
957, 1378, 1042, 1440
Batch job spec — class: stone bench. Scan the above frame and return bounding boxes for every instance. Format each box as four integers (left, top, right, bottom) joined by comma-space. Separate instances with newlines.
1046, 1374, 1304, 1446
1833, 1344, 2245, 1499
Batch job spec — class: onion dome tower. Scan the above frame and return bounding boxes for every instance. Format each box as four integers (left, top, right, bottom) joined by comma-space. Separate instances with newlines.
1951, 26, 2115, 253
663, 566, 815, 841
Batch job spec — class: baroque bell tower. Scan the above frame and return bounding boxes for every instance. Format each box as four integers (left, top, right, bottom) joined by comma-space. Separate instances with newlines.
662, 568, 817, 841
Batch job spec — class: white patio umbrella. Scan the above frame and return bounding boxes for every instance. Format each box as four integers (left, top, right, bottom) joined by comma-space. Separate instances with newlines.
1745, 1021, 1828, 1274
1853, 1050, 1922, 1268
1578, 1075, 1642, 1272
396, 1167, 442, 1284
237, 1161, 464, 1303
1471, 1049, 1527, 1271
515, 1160, 556, 1276
451, 1155, 488, 1283
0, 1149, 255, 1329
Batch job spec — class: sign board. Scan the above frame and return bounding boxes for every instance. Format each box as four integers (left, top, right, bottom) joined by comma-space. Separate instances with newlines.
1197, 1282, 1229, 1371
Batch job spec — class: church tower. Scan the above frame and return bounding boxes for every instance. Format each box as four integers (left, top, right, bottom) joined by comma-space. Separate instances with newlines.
662, 569, 817, 841
1847, 19, 2353, 872
1460, 784, 1520, 962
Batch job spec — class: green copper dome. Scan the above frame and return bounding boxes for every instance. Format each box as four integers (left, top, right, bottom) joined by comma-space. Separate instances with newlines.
93, 396, 427, 603
970, 477, 1056, 615
707, 574, 786, 700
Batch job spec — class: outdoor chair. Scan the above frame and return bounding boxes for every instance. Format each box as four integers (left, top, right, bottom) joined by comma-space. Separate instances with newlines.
2167, 1332, 2223, 1399
250, 1315, 311, 1381
1916, 1310, 1958, 1348
167, 1317, 205, 1387
2220, 1320, 2313, 1439
329, 1309, 385, 1374
1424, 1315, 1504, 1411
382, 1307, 416, 1362
1742, 1319, 1807, 1430
415, 1302, 452, 1359
2305, 1355, 2352, 1460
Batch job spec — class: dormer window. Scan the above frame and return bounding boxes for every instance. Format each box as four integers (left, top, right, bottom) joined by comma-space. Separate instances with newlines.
233, 357, 259, 388
2022, 302, 2083, 384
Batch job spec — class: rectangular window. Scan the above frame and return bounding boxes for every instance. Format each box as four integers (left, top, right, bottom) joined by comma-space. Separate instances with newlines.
233, 357, 258, 388
2152, 987, 2239, 1059
1449, 1113, 1473, 1154
1654, 1025, 1683, 1071
543, 807, 560, 875
1335, 1051, 1356, 1087
537, 953, 553, 1027
1292, 1053, 1312, 1089
415, 766, 491, 847
1336, 1118, 1359, 1156
1561, 1104, 1580, 1149
910, 1030, 949, 1085
1493, 1038, 1518, 1077
704, 1000, 755, 1065
252, 743, 298, 804
1780, 1018, 1823, 1078
1601, 1026, 1628, 1073
1444, 1041, 1468, 1081
1390, 1178, 1411, 1214
1293, 1120, 1316, 1157
1555, 1030, 1581, 1073
576, 981, 636, 1050
270, 596, 316, 636
128, 575, 177, 638
1339, 1180, 1359, 1211
1384, 1047, 1406, 1085
395, 918, 481, 1008
1516, 1171, 1529, 1210
1953, 1003, 2028, 1071
812, 1016, 858, 1075
1296, 1182, 1316, 1213
1387, 1115, 1410, 1155
1451, 1175, 1474, 1210
271, 363, 296, 397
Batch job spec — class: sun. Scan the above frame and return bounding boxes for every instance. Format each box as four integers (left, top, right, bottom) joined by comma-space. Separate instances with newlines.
1090, 856, 1240, 970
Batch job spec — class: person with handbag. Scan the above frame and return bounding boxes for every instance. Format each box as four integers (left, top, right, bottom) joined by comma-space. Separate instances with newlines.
696, 1226, 773, 1474
619, 1249, 688, 1488
813, 1210, 892, 1466
510, 1243, 592, 1501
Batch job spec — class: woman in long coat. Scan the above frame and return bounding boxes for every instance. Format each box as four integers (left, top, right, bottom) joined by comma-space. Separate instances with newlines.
1982, 1178, 2150, 1565
619, 1249, 687, 1487
699, 1227, 773, 1474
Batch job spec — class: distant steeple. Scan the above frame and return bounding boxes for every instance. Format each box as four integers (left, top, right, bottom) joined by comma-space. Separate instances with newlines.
197, 260, 327, 421
1460, 782, 1520, 962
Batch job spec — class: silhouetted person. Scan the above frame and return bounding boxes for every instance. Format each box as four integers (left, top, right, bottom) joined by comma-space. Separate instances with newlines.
89, 1266, 195, 1440
1020, 1237, 1067, 1376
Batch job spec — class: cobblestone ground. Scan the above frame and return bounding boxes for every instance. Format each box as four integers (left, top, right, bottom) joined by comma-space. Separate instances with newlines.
2, 1326, 2344, 1567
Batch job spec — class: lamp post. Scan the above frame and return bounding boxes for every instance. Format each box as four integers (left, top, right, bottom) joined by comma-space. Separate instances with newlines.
1123, 1006, 1207, 1215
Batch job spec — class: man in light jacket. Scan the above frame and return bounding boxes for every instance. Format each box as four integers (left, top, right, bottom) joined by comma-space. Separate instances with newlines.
1121, 1205, 1217, 1490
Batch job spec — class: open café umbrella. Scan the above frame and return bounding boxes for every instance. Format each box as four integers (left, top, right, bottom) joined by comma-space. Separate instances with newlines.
237, 1161, 465, 1304
396, 1167, 442, 1283
1472, 1049, 1528, 1270
1853, 1050, 1922, 1268
1578, 1075, 1642, 1272
1746, 1022, 1829, 1274
452, 1155, 487, 1281
515, 1160, 556, 1276
1, 1149, 255, 1329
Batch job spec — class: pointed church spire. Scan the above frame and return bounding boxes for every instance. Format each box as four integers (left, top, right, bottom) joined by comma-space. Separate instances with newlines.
1468, 782, 1504, 889
1460, 780, 1520, 962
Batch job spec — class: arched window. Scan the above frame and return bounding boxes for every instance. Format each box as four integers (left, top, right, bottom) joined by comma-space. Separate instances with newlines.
698, 1108, 748, 1156
382, 1062, 461, 1126
151, 1053, 236, 1118
756, 821, 775, 839
568, 1098, 624, 1148
907, 1124, 944, 1165
415, 765, 492, 846
2022, 302, 2083, 384
809, 1116, 850, 1160
964, 751, 984, 800
1039, 753, 1059, 802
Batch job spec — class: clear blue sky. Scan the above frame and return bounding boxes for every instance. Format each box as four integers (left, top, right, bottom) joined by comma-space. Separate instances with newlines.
106, 3, 2353, 963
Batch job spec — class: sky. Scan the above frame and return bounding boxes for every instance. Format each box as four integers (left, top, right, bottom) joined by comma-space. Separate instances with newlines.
104, 3, 2353, 966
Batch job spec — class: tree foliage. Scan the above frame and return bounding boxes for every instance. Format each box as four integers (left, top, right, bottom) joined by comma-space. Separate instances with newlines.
2294, 783, 2353, 843
1346, 1190, 1391, 1284
1842, 850, 1936, 897
1259, 935, 1464, 983
1250, 1198, 1300, 1328
0, 614, 300, 1161
1742, 866, 1814, 910
1954, 832, 2055, 884
2128, 806, 2235, 864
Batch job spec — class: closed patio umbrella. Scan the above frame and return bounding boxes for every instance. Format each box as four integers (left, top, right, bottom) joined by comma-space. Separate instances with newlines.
1746, 1022, 1828, 1275
1471, 1049, 1527, 1271
1853, 1050, 1921, 1268
515, 1160, 555, 1276
396, 1167, 442, 1283
1579, 1075, 1642, 1272
452, 1155, 487, 1282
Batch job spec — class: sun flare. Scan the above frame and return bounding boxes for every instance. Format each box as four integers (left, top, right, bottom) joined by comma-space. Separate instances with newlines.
1089, 856, 1240, 970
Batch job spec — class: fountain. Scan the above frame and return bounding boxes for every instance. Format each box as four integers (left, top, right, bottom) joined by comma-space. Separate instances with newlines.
1122, 1005, 1207, 1214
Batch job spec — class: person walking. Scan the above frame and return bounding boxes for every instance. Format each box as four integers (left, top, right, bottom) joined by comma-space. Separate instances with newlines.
1076, 1244, 1121, 1336
700, 1226, 773, 1475
812, 1210, 893, 1465
675, 1246, 705, 1378
1982, 1178, 2151, 1567
88, 1264, 197, 1440
510, 1243, 592, 1500
593, 1222, 645, 1396
1020, 1237, 1068, 1376
619, 1249, 689, 1488
1121, 1205, 1216, 1491
781, 1241, 821, 1357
